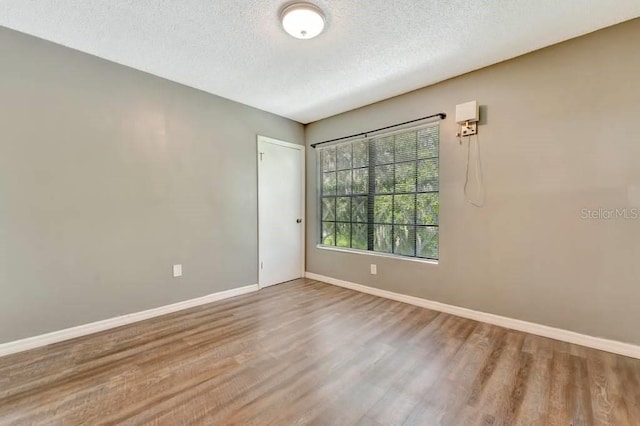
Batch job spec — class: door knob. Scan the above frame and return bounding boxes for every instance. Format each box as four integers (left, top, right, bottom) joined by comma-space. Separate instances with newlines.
296, 218, 302, 223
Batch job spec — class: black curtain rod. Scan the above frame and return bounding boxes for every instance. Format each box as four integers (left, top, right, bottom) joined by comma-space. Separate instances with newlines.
310, 112, 446, 148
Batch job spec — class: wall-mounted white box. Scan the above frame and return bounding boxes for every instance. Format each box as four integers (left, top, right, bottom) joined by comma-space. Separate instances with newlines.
173, 264, 182, 277
456, 101, 479, 123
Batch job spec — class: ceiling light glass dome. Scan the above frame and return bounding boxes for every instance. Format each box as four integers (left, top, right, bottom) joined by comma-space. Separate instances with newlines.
281, 3, 325, 39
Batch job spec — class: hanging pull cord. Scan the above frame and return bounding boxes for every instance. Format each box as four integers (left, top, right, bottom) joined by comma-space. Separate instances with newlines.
463, 132, 485, 207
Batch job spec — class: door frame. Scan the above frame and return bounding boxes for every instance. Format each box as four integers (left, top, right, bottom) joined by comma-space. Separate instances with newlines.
257, 135, 305, 289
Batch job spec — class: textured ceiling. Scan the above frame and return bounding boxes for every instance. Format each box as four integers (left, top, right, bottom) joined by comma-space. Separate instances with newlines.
0, 1, 639, 123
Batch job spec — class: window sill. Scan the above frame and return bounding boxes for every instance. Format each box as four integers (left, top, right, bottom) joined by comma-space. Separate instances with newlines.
315, 244, 439, 265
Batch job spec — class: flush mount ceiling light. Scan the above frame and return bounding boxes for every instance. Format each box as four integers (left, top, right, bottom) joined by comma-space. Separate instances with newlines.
280, 3, 325, 40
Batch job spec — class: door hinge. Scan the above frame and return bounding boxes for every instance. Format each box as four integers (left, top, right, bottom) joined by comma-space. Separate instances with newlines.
259, 152, 264, 161
260, 261, 264, 269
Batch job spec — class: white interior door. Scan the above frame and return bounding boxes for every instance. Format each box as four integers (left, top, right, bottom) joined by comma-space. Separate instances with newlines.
258, 136, 304, 288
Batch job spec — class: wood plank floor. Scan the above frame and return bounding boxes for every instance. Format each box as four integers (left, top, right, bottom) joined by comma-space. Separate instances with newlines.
1, 278, 639, 425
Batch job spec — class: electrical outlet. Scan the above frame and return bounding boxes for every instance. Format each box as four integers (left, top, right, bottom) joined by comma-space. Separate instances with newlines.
370, 264, 377, 275
173, 264, 182, 277
460, 122, 477, 137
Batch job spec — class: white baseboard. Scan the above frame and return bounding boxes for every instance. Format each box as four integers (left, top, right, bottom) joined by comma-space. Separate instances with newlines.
305, 272, 640, 359
0, 284, 259, 357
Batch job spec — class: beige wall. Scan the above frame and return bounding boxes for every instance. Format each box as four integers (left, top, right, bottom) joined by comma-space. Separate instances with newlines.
305, 19, 640, 345
0, 27, 304, 343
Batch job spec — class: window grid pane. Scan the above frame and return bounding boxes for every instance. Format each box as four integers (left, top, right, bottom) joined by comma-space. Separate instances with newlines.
318, 124, 439, 260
